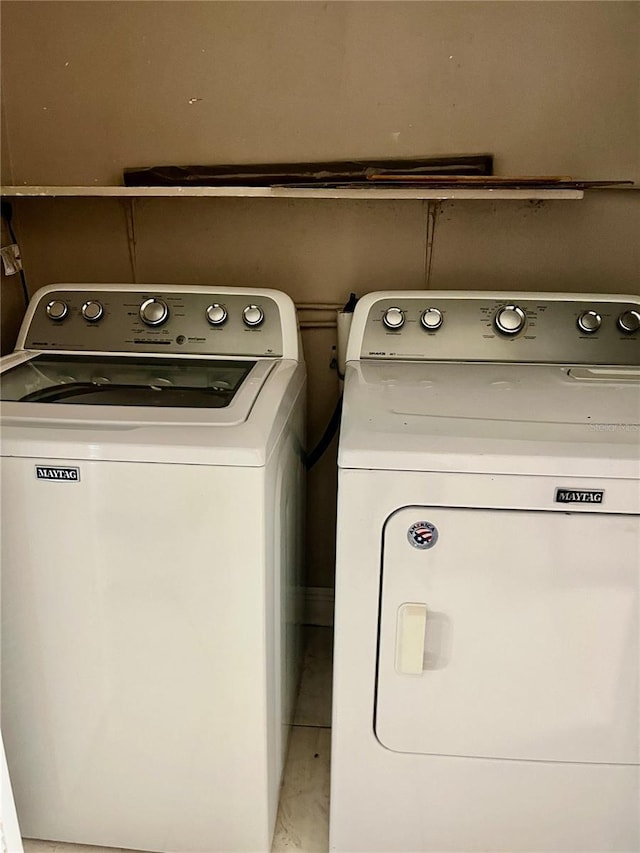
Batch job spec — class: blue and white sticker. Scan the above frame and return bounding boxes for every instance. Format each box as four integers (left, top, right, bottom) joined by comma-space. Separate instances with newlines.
407, 521, 438, 550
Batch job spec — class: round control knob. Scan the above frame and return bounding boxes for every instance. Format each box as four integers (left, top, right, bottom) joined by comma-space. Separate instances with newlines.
139, 297, 169, 327
617, 310, 640, 334
420, 307, 443, 331
382, 307, 405, 330
46, 299, 68, 321
494, 305, 526, 336
81, 300, 104, 323
206, 303, 228, 326
577, 310, 601, 334
242, 304, 264, 327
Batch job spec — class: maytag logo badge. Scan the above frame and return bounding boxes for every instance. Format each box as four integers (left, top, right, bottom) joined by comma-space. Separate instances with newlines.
555, 488, 604, 504
36, 465, 80, 482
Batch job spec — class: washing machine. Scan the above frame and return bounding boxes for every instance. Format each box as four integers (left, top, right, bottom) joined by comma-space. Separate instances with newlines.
330, 291, 640, 852
0, 283, 305, 853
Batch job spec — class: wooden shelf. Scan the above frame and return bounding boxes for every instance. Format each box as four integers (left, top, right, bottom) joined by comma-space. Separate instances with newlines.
1, 185, 585, 200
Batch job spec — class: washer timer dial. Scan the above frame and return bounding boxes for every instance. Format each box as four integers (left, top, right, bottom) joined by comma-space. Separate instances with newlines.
139, 297, 169, 327
494, 305, 526, 336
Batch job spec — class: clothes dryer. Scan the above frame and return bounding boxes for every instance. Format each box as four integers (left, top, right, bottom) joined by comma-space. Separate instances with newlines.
0, 283, 306, 853
331, 291, 639, 852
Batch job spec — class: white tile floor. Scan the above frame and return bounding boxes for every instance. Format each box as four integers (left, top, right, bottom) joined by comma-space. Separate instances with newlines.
272, 626, 333, 853
21, 626, 333, 853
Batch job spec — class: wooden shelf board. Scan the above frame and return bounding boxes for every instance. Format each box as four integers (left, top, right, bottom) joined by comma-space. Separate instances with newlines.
1, 185, 586, 200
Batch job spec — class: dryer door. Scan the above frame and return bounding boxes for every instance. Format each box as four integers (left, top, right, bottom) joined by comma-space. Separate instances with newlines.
375, 506, 639, 765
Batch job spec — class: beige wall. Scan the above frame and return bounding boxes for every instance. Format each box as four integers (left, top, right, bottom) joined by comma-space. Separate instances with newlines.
2, 1, 639, 184
2, 1, 639, 591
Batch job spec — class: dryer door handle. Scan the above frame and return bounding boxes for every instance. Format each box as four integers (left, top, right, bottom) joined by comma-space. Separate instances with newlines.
395, 603, 427, 675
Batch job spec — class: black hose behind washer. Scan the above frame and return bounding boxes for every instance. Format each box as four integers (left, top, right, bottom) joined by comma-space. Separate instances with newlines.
304, 292, 356, 470
305, 394, 343, 471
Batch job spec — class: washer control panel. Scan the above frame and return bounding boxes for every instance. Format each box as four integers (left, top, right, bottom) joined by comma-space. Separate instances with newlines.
358, 293, 640, 364
24, 287, 288, 356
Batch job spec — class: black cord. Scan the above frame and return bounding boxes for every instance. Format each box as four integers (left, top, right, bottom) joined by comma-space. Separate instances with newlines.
305, 394, 343, 471
1, 200, 30, 307
304, 294, 357, 470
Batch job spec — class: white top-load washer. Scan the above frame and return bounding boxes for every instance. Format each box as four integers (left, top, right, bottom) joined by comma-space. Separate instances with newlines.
331, 291, 640, 853
0, 283, 306, 853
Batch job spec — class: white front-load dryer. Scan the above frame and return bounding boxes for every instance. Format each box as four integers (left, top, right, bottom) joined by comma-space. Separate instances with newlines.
331, 291, 640, 852
0, 283, 306, 853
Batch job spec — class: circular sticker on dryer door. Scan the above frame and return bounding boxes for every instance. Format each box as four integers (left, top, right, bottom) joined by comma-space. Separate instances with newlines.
407, 521, 439, 550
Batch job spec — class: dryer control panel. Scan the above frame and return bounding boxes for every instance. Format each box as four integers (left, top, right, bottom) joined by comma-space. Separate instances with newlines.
351, 292, 640, 365
20, 284, 300, 359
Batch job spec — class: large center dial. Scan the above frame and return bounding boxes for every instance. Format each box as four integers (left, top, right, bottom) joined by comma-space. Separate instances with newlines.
494, 304, 526, 336
139, 297, 169, 327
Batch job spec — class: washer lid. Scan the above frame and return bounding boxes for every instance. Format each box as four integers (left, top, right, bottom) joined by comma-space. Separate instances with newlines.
0, 353, 304, 466
1, 353, 258, 412
339, 361, 640, 478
